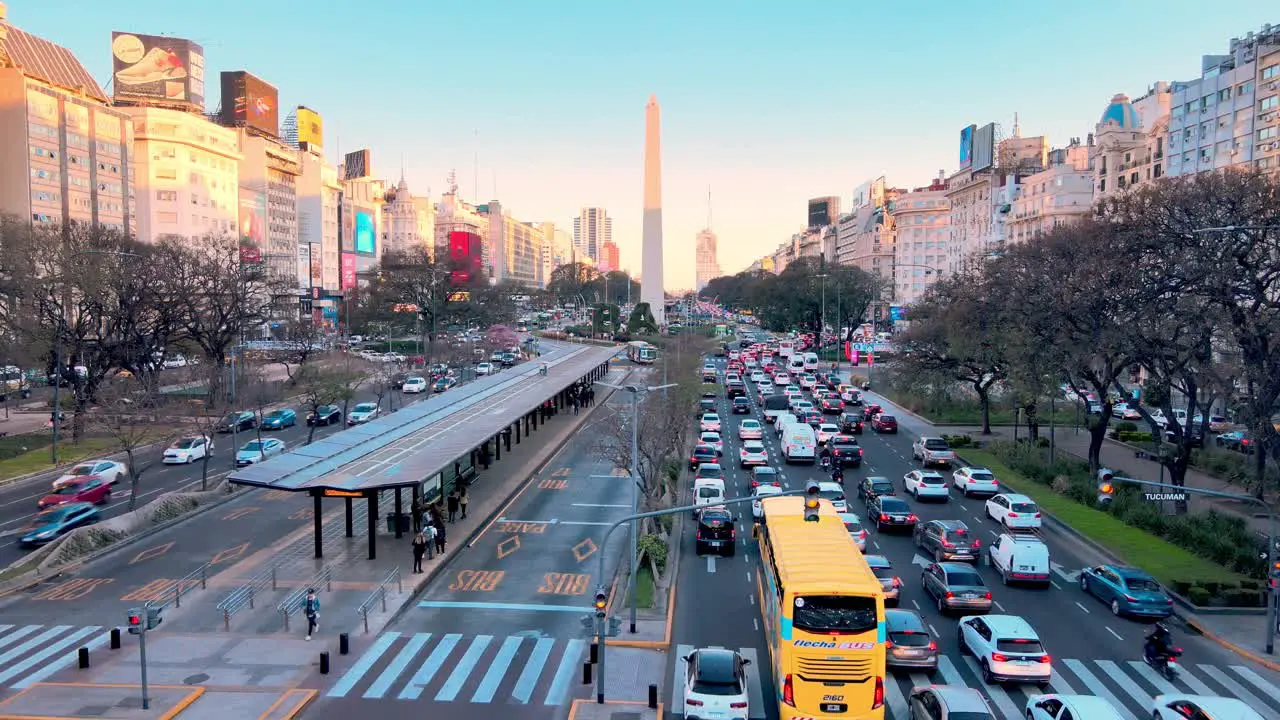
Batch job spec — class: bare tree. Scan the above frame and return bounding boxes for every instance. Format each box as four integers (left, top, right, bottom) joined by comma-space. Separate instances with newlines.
187, 363, 231, 490
90, 375, 184, 511
297, 362, 360, 445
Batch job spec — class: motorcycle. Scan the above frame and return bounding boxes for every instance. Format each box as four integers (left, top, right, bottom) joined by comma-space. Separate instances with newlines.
1144, 645, 1183, 680
819, 455, 832, 471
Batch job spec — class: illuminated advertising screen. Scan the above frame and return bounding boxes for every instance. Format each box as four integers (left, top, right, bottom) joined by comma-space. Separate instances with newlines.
111, 32, 205, 110
959, 125, 976, 170
340, 253, 357, 289
238, 187, 266, 264
220, 70, 279, 136
309, 243, 323, 284
354, 211, 375, 255
448, 230, 483, 287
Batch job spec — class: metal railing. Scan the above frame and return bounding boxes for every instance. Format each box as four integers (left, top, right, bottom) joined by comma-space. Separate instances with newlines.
357, 567, 403, 633
154, 562, 210, 610
277, 565, 334, 631
216, 561, 284, 631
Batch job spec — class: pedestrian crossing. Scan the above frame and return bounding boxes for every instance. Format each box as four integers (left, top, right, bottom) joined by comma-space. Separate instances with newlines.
0, 624, 113, 690
324, 631, 585, 706
670, 644, 1280, 720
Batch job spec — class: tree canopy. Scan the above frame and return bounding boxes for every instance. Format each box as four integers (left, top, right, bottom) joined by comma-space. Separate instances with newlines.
701, 257, 886, 334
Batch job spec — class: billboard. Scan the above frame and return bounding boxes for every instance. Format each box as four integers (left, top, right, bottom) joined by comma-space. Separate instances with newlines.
448, 231, 484, 287
111, 32, 205, 110
309, 243, 323, 285
972, 123, 996, 173
959, 124, 976, 170
344, 149, 371, 180
354, 210, 375, 255
296, 106, 323, 151
340, 253, 357, 290
238, 187, 266, 264
807, 197, 839, 228
220, 71, 279, 137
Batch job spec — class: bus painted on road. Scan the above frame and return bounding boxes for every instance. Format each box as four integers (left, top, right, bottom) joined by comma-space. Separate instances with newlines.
756, 495, 886, 719
625, 341, 659, 364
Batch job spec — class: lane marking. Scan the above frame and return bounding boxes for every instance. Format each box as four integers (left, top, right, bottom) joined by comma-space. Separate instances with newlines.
1199, 665, 1269, 712
1105, 626, 1124, 641
707, 556, 716, 573
544, 638, 585, 706
1074, 601, 1090, 614
363, 633, 430, 699
512, 637, 555, 703
472, 635, 522, 702
992, 600, 1006, 612
129, 541, 174, 564
928, 623, 939, 638
416, 600, 587, 612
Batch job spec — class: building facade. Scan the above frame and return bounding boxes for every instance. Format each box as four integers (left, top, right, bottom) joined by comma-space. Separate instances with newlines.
1007, 140, 1094, 244
573, 206, 611, 263
891, 185, 950, 307
694, 229, 720, 291
1258, 39, 1280, 173
297, 149, 340, 293
836, 194, 897, 279
435, 189, 487, 271
238, 132, 301, 287
599, 240, 620, 274
1092, 87, 1171, 200
807, 196, 840, 228
381, 176, 434, 255
481, 200, 546, 288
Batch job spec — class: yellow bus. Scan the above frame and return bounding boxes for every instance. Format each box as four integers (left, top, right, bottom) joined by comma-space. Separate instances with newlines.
755, 496, 886, 719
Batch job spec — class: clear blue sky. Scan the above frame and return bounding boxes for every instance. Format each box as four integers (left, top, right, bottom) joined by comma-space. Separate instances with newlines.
14, 0, 1278, 289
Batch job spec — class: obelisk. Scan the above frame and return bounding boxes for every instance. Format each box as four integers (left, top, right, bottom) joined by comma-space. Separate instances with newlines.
641, 95, 666, 325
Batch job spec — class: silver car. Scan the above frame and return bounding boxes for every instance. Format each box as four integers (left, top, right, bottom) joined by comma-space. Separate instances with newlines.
866, 554, 900, 606
907, 685, 994, 719
885, 609, 938, 672
921, 562, 993, 615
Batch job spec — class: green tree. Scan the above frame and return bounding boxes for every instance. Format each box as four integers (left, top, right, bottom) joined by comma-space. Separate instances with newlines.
627, 302, 659, 335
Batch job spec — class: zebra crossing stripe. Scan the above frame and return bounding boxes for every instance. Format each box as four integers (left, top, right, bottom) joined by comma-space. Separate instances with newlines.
512, 637, 555, 704
960, 656, 1020, 719
15, 632, 110, 689
543, 638, 584, 706
363, 633, 429, 700
328, 632, 399, 698
1128, 660, 1177, 696
935, 656, 965, 687
0, 627, 100, 686
1096, 660, 1151, 708
1061, 659, 1136, 720
1233, 665, 1280, 706
1198, 665, 1269, 712
472, 636, 522, 703
0, 626, 48, 657
1045, 663, 1078, 696
435, 635, 491, 702
882, 669, 910, 720
0, 627, 71, 670
397, 633, 460, 701
1172, 664, 1214, 697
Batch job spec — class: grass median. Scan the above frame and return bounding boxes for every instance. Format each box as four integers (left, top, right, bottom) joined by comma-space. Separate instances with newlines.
0, 434, 122, 483
625, 565, 656, 609
962, 449, 1246, 587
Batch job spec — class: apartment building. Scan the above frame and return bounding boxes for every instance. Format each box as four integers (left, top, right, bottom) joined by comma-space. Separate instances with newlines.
1092, 86, 1171, 199
1007, 140, 1093, 244
892, 183, 950, 307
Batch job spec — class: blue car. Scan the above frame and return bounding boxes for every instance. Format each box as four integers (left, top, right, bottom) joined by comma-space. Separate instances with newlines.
1079, 564, 1174, 618
260, 409, 297, 429
18, 502, 100, 547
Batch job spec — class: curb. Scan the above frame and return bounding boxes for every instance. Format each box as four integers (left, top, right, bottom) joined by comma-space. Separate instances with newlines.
1183, 616, 1280, 672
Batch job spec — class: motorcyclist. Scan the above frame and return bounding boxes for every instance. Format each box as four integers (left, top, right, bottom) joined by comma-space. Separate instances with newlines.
819, 446, 833, 469
831, 465, 845, 485
1144, 622, 1173, 663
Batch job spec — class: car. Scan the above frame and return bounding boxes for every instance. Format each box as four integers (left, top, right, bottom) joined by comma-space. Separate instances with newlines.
953, 467, 1000, 497
863, 553, 901, 605
1149, 695, 1265, 720
985, 493, 1042, 529
801, 410, 823, 428
476, 362, 494, 376
872, 414, 898, 433
38, 477, 111, 509
726, 381, 747, 399
921, 561, 993, 614
988, 532, 1052, 586
694, 463, 723, 482
680, 648, 750, 719
18, 502, 100, 546
751, 485, 784, 519
260, 408, 297, 429
914, 520, 982, 563
1026, 694, 1128, 720
749, 370, 766, 383
1079, 564, 1174, 618
839, 412, 864, 435
348, 402, 380, 425
885, 608, 938, 671
402, 376, 429, 393
772, 373, 791, 386
816, 423, 840, 445
699, 431, 724, 455
750, 466, 780, 489
857, 476, 896, 502
689, 444, 718, 470
841, 388, 863, 406
163, 435, 212, 464
868, 495, 918, 532
217, 410, 257, 434
694, 508, 737, 557
913, 437, 958, 467
957, 614, 1051, 686
1215, 429, 1252, 452
739, 440, 768, 467
730, 396, 751, 414
307, 405, 343, 426
838, 512, 869, 551
756, 380, 774, 395
54, 460, 128, 489
816, 481, 848, 512
862, 403, 883, 420
433, 376, 458, 392
699, 413, 721, 433
907, 685, 994, 720
738, 419, 763, 440
904, 470, 950, 501
820, 397, 844, 414
829, 436, 863, 467
789, 399, 814, 415
236, 438, 285, 466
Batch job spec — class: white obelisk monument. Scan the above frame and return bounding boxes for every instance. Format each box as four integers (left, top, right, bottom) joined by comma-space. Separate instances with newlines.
641, 95, 666, 325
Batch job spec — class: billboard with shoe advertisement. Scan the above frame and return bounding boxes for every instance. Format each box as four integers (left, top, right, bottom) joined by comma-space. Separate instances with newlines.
220, 70, 279, 137
111, 32, 205, 111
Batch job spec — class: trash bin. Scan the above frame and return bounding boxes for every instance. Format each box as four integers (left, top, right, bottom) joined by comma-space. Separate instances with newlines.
386, 513, 410, 534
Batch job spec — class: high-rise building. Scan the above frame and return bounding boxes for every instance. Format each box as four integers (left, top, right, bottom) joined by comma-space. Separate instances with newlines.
891, 182, 950, 308
573, 207, 611, 263
808, 196, 840, 228
435, 183, 487, 275
296, 147, 341, 310
694, 230, 721, 292
0, 9, 135, 233
599, 240, 621, 273
1092, 86, 1171, 200
237, 131, 301, 289
480, 200, 548, 288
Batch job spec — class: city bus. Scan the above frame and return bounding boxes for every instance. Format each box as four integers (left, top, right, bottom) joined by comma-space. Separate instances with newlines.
755, 495, 886, 719
625, 341, 659, 365
778, 339, 796, 359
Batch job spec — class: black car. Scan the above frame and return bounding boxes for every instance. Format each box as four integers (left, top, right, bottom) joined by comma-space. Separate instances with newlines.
913, 520, 982, 563
698, 398, 717, 415
694, 508, 736, 556
726, 381, 747, 399
858, 476, 896, 502
868, 495, 918, 532
731, 396, 751, 414
839, 412, 864, 435
217, 411, 256, 433
689, 444, 719, 470
802, 410, 823, 427
307, 404, 343, 426
830, 437, 863, 467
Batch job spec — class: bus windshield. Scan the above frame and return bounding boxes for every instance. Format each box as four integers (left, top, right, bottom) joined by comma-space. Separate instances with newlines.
793, 595, 878, 633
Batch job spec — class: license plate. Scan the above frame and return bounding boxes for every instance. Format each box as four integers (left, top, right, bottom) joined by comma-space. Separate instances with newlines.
822, 703, 847, 713
1018, 565, 1034, 571
899, 649, 923, 657
963, 593, 978, 599
707, 540, 722, 546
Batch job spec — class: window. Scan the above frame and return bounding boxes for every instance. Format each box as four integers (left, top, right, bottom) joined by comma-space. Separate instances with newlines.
156, 190, 177, 202
155, 167, 177, 180
158, 211, 178, 224
1259, 126, 1279, 142
1264, 64, 1279, 80
1262, 95, 1279, 112
1238, 81, 1254, 97
156, 146, 176, 159
1130, 172, 1139, 185
1199, 95, 1210, 112
1218, 88, 1232, 103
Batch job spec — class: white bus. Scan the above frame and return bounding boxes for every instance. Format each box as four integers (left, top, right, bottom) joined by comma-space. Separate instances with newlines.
778, 340, 795, 358
625, 341, 659, 365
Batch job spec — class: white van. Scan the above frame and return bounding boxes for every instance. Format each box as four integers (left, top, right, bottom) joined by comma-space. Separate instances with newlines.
787, 355, 805, 375
773, 413, 798, 435
802, 352, 819, 372
987, 532, 1051, 586
782, 423, 817, 463
693, 477, 726, 510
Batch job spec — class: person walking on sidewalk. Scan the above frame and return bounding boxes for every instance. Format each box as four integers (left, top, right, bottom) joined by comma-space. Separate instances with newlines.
459, 487, 469, 519
433, 519, 447, 555
412, 530, 427, 573
411, 500, 425, 533
423, 522, 437, 559
303, 589, 320, 641
446, 490, 460, 523
572, 395, 580, 416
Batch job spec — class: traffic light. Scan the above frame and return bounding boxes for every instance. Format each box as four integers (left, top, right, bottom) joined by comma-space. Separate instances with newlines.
1097, 469, 1115, 506
593, 588, 608, 619
804, 480, 821, 522
127, 609, 142, 635
126, 606, 162, 635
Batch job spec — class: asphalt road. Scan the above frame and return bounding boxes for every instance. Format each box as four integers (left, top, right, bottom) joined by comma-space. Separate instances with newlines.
300, 380, 637, 720
667, 357, 1280, 720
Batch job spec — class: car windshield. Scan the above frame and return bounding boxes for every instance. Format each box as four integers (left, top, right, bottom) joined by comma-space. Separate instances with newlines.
691, 653, 741, 695
242, 442, 265, 452
354, 403, 377, 413
843, 519, 863, 533
890, 631, 932, 647
872, 480, 894, 492
1125, 577, 1162, 593
703, 415, 719, 422
697, 487, 722, 499
742, 421, 759, 429
700, 513, 731, 527
870, 566, 894, 579
946, 570, 985, 587
694, 447, 715, 457
968, 471, 995, 482
819, 489, 845, 502
792, 595, 878, 633
879, 498, 910, 512
30, 509, 71, 526
754, 468, 777, 478
945, 530, 974, 544
69, 465, 95, 476
924, 439, 950, 450
878, 415, 896, 423
222, 414, 243, 424
698, 467, 723, 479
174, 438, 201, 449
1011, 502, 1038, 513
919, 474, 944, 485
266, 411, 287, 418
52, 484, 85, 496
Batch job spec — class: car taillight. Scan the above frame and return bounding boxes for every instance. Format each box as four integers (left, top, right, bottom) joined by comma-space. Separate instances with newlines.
945, 591, 954, 598
884, 639, 893, 648
858, 530, 868, 540
686, 698, 703, 706
984, 591, 993, 599
892, 577, 902, 588
696, 531, 702, 540
907, 514, 918, 522
872, 676, 884, 709
968, 479, 976, 484
941, 539, 953, 547
858, 448, 864, 456
1038, 654, 1052, 663
731, 529, 736, 540
1008, 512, 1019, 518
992, 652, 1008, 662
730, 701, 747, 709
1034, 513, 1042, 518
973, 539, 981, 548
782, 674, 795, 707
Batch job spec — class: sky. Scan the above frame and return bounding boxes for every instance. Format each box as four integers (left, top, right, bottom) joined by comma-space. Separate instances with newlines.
12, 0, 1279, 290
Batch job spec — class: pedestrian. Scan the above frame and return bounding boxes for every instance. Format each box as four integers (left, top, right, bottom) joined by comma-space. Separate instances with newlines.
411, 500, 424, 533
459, 487, 469, 520
411, 531, 427, 573
434, 519, 447, 555
423, 522, 437, 559
303, 589, 320, 641
446, 490, 459, 522
572, 396, 580, 416
588, 388, 596, 406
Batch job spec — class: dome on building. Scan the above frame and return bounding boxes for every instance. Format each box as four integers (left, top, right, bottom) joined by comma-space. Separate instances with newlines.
1099, 94, 1141, 129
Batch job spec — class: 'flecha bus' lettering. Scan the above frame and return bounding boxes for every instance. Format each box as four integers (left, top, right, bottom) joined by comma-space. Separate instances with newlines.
792, 640, 875, 650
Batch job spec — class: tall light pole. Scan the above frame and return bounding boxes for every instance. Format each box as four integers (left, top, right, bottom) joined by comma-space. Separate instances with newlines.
595, 380, 676, 633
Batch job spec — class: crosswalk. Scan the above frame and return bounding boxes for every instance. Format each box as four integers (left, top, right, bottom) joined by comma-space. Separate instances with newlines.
0, 624, 113, 690
670, 644, 1280, 720
324, 632, 585, 706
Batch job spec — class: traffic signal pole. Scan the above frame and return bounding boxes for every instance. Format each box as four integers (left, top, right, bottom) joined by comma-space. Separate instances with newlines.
127, 601, 163, 709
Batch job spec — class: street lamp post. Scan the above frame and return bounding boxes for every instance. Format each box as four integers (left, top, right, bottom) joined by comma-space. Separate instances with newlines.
814, 272, 829, 356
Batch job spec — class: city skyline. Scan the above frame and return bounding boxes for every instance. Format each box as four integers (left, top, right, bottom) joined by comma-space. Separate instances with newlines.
10, 0, 1279, 290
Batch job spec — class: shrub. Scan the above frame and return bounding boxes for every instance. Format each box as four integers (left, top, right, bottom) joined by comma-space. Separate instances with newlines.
1116, 421, 1138, 433
941, 434, 974, 448
1187, 586, 1212, 606
1170, 579, 1193, 596
638, 533, 668, 573
1034, 437, 1051, 448
1223, 588, 1262, 607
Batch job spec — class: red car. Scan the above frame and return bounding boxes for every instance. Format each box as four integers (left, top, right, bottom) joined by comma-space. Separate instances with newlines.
820, 397, 845, 414
38, 476, 111, 509
863, 403, 883, 420
872, 414, 899, 433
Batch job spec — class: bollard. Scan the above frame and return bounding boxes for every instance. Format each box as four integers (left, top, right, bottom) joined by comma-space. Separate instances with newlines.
589, 642, 598, 664
582, 662, 592, 685
319, 651, 330, 674
110, 628, 121, 650
648, 684, 658, 708
78, 647, 89, 669
339, 633, 350, 655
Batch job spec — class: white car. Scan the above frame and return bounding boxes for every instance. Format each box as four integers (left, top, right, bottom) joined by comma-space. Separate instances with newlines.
699, 431, 724, 455
1027, 694, 1127, 720
752, 485, 784, 519
1150, 695, 1265, 720
756, 380, 775, 395
958, 614, 1051, 686
476, 362, 494, 376
773, 373, 791, 386
816, 423, 839, 445
699, 413, 721, 433
347, 402, 380, 425
163, 436, 212, 464
681, 648, 750, 720
54, 460, 127, 489
986, 493, 1042, 529
798, 374, 817, 389
953, 466, 1000, 497
816, 481, 848, 512
839, 512, 868, 551
904, 470, 950, 501
738, 419, 763, 440
402, 376, 428, 393
750, 371, 766, 383
739, 440, 768, 467
235, 438, 286, 467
